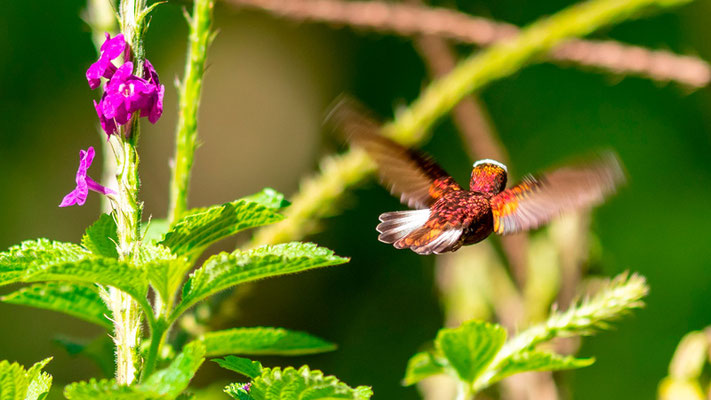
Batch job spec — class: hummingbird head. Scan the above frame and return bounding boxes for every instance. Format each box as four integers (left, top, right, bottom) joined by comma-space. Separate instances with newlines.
470, 159, 508, 194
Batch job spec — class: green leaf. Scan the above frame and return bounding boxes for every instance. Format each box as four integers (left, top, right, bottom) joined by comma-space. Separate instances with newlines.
224, 384, 253, 400
160, 196, 284, 256
402, 351, 446, 386
435, 320, 506, 383
491, 351, 594, 384
173, 243, 347, 318
227, 365, 373, 400
25, 257, 148, 310
25, 358, 53, 400
1, 282, 111, 328
199, 327, 336, 357
213, 356, 263, 378
63, 379, 146, 400
140, 342, 205, 399
0, 358, 52, 400
242, 188, 290, 210
82, 214, 118, 258
138, 244, 190, 304
0, 239, 88, 286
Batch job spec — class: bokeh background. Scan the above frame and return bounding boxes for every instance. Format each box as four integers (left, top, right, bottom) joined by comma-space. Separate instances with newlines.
1, 0, 711, 399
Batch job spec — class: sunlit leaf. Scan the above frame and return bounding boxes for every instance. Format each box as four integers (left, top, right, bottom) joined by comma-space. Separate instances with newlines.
402, 351, 446, 386
199, 327, 336, 357
435, 320, 506, 383
0, 239, 88, 286
213, 356, 263, 379
140, 342, 205, 399
82, 214, 118, 258
173, 243, 347, 318
491, 351, 594, 384
2, 282, 110, 328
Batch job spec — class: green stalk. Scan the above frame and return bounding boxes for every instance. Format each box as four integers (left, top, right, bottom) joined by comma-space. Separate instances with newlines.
141, 321, 168, 380
168, 0, 215, 226
250, 0, 692, 247
107, 0, 148, 385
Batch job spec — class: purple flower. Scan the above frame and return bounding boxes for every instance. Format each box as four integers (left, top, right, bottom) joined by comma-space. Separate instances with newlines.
60, 147, 116, 207
94, 60, 165, 135
86, 33, 126, 90
142, 60, 164, 123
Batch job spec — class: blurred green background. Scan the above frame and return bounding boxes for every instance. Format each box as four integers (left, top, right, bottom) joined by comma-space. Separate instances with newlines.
1, 0, 711, 399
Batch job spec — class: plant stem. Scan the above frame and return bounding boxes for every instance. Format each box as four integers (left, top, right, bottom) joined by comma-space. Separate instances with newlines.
108, 0, 148, 385
168, 0, 215, 226
249, 0, 691, 247
141, 322, 168, 380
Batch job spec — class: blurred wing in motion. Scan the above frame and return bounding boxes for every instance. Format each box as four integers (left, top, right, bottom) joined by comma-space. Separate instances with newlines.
491, 152, 625, 235
329, 99, 462, 209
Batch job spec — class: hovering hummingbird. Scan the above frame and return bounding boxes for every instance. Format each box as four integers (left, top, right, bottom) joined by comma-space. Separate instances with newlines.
331, 102, 625, 255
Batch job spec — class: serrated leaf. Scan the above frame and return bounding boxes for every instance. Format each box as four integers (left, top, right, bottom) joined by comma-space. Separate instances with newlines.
63, 379, 146, 400
140, 342, 205, 399
229, 365, 372, 400
199, 327, 336, 357
138, 244, 190, 304
435, 320, 506, 384
82, 214, 119, 258
2, 282, 110, 328
25, 257, 148, 310
402, 351, 446, 386
213, 356, 263, 378
0, 358, 52, 400
173, 243, 347, 318
224, 384, 253, 400
160, 196, 284, 256
25, 372, 52, 400
242, 188, 290, 210
491, 351, 594, 385
0, 239, 88, 286
0, 361, 30, 400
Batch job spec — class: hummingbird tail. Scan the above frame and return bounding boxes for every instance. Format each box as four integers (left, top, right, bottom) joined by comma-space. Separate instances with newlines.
376, 210, 429, 244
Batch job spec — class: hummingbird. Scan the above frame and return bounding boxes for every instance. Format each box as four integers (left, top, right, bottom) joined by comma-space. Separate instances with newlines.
330, 102, 625, 255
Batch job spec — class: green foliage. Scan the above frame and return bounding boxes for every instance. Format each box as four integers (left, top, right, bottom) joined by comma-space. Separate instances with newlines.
198, 327, 336, 357
225, 365, 373, 400
0, 239, 88, 286
82, 214, 119, 258
1, 282, 111, 328
141, 219, 171, 245
402, 352, 446, 386
0, 358, 52, 400
436, 320, 506, 383
25, 257, 148, 309
213, 356, 263, 379
139, 244, 190, 305
242, 188, 290, 210
403, 272, 649, 393
67, 343, 204, 400
63, 379, 145, 400
173, 242, 348, 319
491, 351, 594, 384
161, 194, 285, 256
140, 342, 205, 399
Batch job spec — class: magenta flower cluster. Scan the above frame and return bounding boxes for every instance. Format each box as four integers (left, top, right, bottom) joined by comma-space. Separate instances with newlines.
60, 34, 165, 207
87, 33, 165, 136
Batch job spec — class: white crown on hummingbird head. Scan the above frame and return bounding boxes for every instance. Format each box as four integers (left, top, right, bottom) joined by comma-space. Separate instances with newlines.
473, 159, 507, 172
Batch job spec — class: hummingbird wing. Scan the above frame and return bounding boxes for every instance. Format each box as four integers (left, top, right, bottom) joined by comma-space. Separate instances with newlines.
490, 152, 625, 235
330, 100, 462, 209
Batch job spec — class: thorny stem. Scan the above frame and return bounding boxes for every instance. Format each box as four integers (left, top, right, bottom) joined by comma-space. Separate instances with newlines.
168, 0, 215, 226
